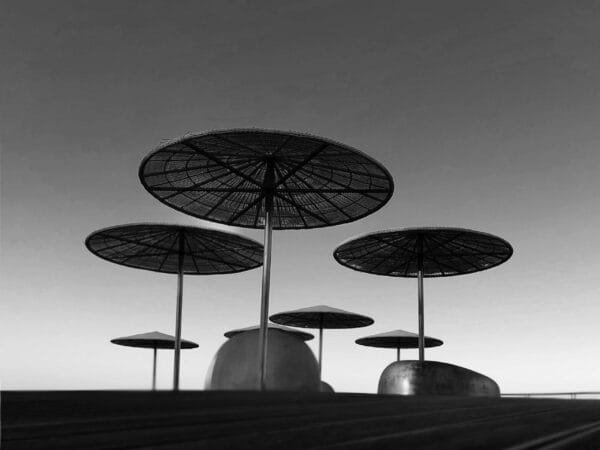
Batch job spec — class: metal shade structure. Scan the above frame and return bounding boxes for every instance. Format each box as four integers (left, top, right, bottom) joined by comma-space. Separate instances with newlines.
355, 329, 443, 361
86, 223, 263, 390
224, 324, 314, 341
334, 227, 513, 362
139, 129, 394, 390
111, 331, 199, 390
270, 305, 374, 382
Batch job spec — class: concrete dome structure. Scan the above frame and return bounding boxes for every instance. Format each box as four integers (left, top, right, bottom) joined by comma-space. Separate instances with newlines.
205, 328, 320, 391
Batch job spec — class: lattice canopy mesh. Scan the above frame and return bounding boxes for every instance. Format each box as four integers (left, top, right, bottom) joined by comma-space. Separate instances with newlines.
334, 228, 513, 278
111, 331, 199, 349
86, 223, 263, 275
355, 329, 443, 349
270, 305, 374, 329
139, 129, 394, 229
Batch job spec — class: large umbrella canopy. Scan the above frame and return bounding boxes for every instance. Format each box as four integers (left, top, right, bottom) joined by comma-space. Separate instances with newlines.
86, 223, 263, 275
334, 227, 513, 278
86, 223, 263, 391
269, 305, 374, 329
270, 305, 373, 382
224, 324, 314, 341
334, 227, 512, 362
111, 331, 199, 349
355, 329, 443, 349
138, 129, 394, 229
111, 331, 199, 390
139, 129, 394, 390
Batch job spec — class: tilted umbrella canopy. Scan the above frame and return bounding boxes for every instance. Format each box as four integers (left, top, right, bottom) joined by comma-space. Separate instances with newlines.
334, 227, 512, 363
355, 329, 443, 349
270, 305, 374, 329
86, 223, 263, 391
111, 331, 199, 349
138, 129, 394, 230
85, 223, 263, 275
334, 227, 513, 278
224, 324, 314, 341
138, 129, 394, 391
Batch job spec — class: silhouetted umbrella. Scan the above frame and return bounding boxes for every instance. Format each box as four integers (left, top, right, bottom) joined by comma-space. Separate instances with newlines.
111, 331, 198, 390
355, 329, 443, 361
224, 324, 314, 341
86, 223, 263, 390
270, 305, 373, 381
139, 129, 394, 390
334, 228, 512, 362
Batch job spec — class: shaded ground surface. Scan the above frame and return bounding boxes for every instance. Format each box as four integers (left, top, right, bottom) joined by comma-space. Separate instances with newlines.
3, 391, 600, 449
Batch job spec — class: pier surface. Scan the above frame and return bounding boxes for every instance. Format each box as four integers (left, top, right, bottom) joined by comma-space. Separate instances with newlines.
3, 390, 600, 449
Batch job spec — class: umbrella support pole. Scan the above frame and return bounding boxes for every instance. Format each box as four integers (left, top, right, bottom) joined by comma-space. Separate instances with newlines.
152, 347, 157, 391
396, 347, 400, 361
173, 233, 184, 391
258, 195, 274, 391
318, 324, 323, 382
418, 270, 424, 362
417, 236, 425, 363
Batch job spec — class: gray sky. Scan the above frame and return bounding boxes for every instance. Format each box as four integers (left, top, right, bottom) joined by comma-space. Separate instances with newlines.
1, 0, 599, 392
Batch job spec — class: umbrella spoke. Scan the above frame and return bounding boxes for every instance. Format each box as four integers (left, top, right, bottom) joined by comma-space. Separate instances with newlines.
183, 141, 263, 189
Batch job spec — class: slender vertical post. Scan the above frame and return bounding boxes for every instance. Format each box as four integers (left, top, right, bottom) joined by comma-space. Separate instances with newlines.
173, 231, 185, 391
318, 316, 324, 382
258, 160, 275, 391
417, 235, 425, 363
152, 347, 157, 391
396, 347, 400, 361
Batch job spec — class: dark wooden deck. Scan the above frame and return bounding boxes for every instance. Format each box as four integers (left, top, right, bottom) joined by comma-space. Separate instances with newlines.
3, 391, 600, 449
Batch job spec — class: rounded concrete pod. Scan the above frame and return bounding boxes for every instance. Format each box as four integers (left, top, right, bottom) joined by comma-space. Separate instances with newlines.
378, 360, 500, 397
205, 328, 320, 391
320, 381, 334, 393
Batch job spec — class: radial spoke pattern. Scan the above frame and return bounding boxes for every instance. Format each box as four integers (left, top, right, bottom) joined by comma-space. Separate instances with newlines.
334, 228, 513, 278
270, 305, 374, 329
86, 223, 263, 275
355, 329, 443, 349
139, 129, 394, 229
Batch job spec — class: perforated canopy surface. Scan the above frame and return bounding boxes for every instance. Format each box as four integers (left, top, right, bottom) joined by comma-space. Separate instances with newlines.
334, 228, 513, 278
355, 329, 443, 349
85, 223, 263, 275
224, 324, 314, 341
270, 305, 374, 329
139, 129, 394, 229
111, 331, 199, 349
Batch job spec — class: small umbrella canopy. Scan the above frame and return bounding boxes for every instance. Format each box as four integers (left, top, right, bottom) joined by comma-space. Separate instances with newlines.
224, 324, 314, 341
86, 223, 263, 391
139, 129, 394, 391
355, 329, 443, 349
270, 305, 374, 329
111, 331, 199, 391
270, 305, 374, 383
111, 331, 199, 349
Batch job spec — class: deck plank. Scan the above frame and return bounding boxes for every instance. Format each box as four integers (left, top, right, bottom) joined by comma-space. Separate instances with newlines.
3, 391, 600, 449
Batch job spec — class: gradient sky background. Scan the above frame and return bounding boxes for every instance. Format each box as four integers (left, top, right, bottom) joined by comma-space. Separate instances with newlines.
1, 0, 599, 393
